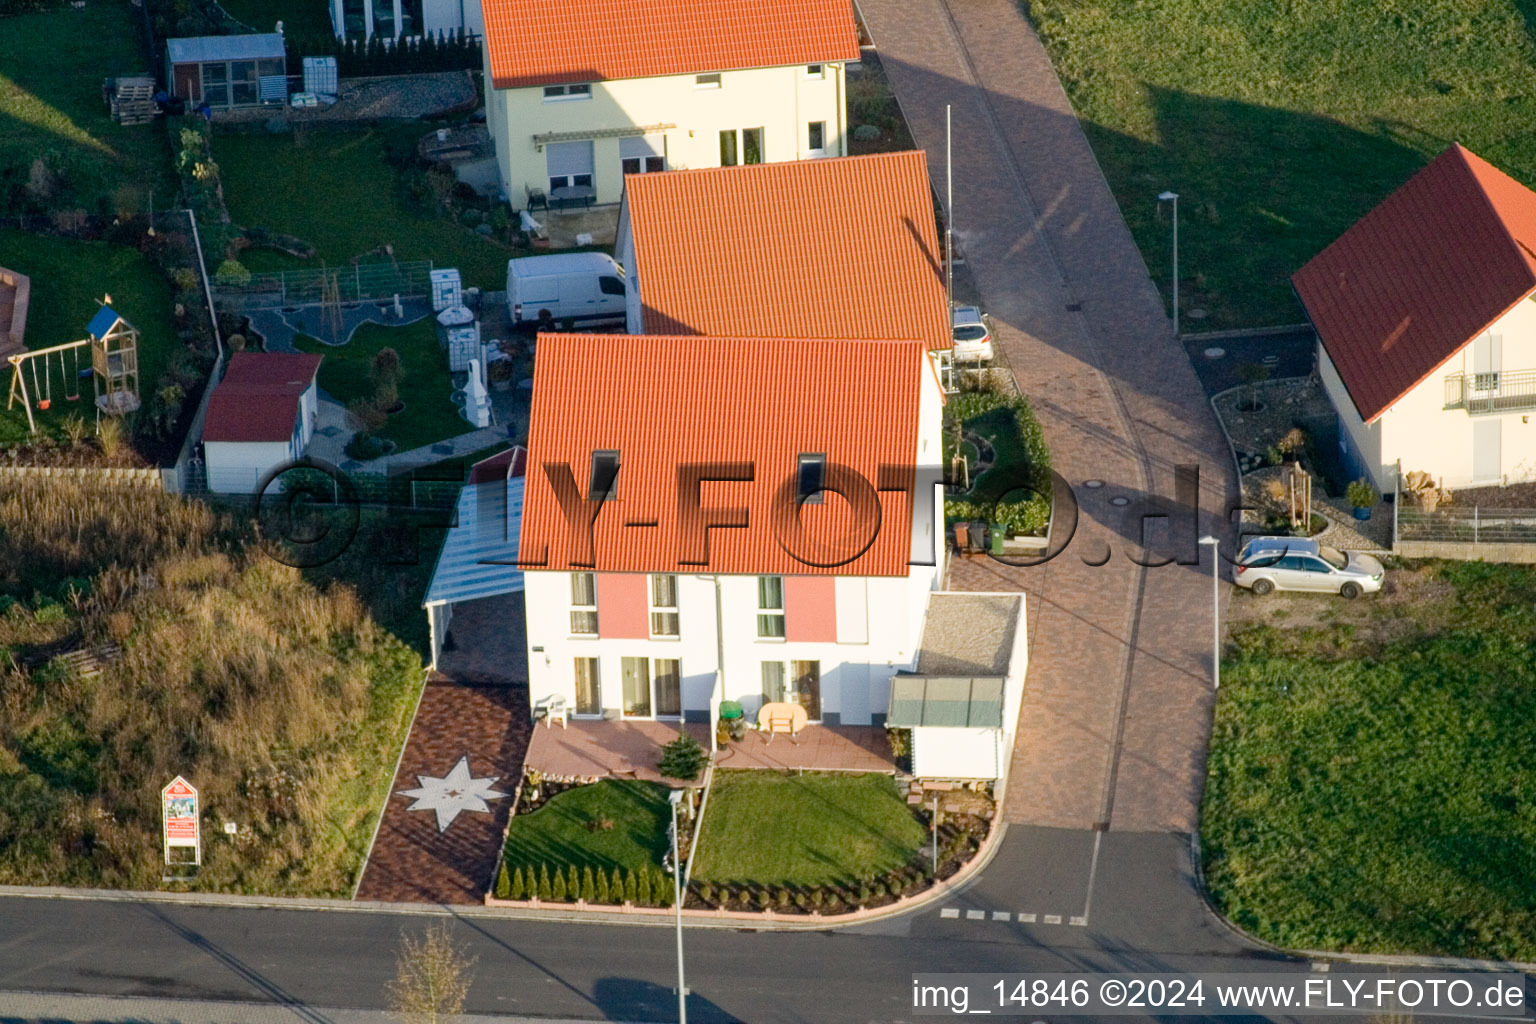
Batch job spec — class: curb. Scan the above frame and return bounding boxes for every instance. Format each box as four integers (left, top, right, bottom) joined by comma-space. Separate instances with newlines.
1182, 323, 1313, 343
1188, 834, 1536, 973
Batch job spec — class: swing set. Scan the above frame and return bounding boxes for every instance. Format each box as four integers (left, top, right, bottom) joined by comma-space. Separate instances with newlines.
5, 301, 140, 433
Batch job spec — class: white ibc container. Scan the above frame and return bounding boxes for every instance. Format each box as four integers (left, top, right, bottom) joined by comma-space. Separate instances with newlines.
430, 268, 462, 313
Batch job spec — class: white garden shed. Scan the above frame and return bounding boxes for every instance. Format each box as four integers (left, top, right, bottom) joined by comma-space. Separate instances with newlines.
202, 352, 323, 494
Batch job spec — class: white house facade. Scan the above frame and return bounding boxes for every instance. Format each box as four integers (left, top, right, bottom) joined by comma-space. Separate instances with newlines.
1296, 144, 1536, 493
479, 0, 858, 207
518, 332, 945, 732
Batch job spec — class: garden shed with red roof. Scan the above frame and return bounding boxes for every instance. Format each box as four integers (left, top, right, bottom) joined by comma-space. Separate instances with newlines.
202, 352, 323, 494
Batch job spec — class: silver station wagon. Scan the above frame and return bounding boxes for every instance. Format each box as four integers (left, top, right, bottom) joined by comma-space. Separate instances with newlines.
1235, 536, 1385, 599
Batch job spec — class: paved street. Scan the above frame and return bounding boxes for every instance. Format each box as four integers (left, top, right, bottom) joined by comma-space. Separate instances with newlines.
858, 0, 1237, 834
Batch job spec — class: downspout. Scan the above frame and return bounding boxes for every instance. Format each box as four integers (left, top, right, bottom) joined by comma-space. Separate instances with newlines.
711, 575, 725, 753
837, 63, 846, 156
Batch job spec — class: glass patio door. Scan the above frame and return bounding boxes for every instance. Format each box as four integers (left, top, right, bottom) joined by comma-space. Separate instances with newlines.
654, 658, 681, 717
622, 657, 651, 717
790, 660, 821, 721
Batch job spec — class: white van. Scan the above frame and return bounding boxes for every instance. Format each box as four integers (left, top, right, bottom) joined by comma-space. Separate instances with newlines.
505, 252, 627, 327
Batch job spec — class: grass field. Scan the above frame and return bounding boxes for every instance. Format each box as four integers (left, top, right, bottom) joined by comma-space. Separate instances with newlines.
294, 317, 467, 452
504, 781, 671, 874
1203, 560, 1536, 959
690, 771, 925, 888
216, 129, 514, 291
0, 6, 172, 215
0, 230, 175, 446
1025, 0, 1536, 328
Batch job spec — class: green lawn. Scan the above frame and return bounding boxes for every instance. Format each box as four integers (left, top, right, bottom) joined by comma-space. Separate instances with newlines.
690, 771, 925, 888
216, 129, 514, 291
0, 229, 176, 446
1025, 0, 1536, 328
1203, 561, 1536, 960
504, 781, 672, 874
0, 6, 173, 215
293, 317, 468, 451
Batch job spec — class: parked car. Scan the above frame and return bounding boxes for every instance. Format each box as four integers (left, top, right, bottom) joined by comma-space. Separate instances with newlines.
1234, 536, 1385, 598
951, 305, 994, 361
506, 252, 627, 327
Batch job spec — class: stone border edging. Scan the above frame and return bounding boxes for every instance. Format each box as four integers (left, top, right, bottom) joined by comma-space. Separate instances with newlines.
1186, 833, 1536, 973
0, 465, 162, 485
1182, 323, 1312, 343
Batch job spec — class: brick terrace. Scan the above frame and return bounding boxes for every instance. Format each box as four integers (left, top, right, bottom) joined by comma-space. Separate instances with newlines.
860, 0, 1237, 833
525, 719, 896, 782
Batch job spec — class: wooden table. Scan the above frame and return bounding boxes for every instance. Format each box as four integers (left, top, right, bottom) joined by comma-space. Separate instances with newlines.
757, 701, 808, 744
550, 185, 596, 209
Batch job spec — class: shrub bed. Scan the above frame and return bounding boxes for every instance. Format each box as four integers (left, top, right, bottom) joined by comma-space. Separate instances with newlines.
943, 387, 1053, 536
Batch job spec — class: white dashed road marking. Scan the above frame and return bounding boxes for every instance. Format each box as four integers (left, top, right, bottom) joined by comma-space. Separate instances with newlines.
1043, 914, 1062, 924
1019, 912, 1036, 923
966, 910, 986, 920
941, 908, 1086, 926
940, 908, 959, 919
992, 911, 1010, 921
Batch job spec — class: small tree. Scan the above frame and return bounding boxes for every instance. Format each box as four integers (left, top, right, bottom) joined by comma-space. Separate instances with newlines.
550, 868, 567, 902
510, 865, 526, 901
372, 346, 403, 389
1236, 362, 1271, 411
1346, 477, 1379, 510
623, 869, 638, 904
537, 864, 553, 901
495, 861, 511, 899
385, 923, 476, 1024
580, 865, 596, 903
635, 866, 653, 906
214, 259, 251, 288
566, 865, 580, 900
657, 734, 707, 781
610, 867, 625, 903
594, 868, 610, 904
654, 868, 674, 907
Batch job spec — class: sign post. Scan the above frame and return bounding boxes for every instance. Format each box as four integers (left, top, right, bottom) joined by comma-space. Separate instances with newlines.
161, 776, 201, 875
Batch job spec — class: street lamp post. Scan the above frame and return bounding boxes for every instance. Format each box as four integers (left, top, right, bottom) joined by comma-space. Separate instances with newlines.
1158, 191, 1179, 335
668, 789, 688, 1024
1198, 535, 1220, 690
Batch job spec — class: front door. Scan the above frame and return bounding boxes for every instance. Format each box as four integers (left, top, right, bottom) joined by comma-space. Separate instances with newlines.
1473, 418, 1501, 483
790, 660, 821, 721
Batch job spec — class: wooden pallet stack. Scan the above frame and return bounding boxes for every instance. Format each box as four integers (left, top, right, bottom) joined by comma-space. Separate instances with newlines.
108, 76, 157, 125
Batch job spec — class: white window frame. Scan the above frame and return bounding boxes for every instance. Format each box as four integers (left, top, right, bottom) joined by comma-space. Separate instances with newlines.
756, 575, 785, 639
570, 572, 598, 636
543, 83, 592, 102
621, 656, 683, 719
650, 573, 679, 638
804, 63, 825, 79
807, 120, 827, 155
695, 73, 722, 89
574, 657, 601, 715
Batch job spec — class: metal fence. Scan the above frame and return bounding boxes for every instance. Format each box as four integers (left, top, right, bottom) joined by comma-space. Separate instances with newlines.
219, 260, 435, 307
1395, 506, 1536, 544
279, 466, 466, 511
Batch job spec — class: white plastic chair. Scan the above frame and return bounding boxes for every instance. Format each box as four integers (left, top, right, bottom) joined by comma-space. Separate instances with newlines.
538, 695, 568, 729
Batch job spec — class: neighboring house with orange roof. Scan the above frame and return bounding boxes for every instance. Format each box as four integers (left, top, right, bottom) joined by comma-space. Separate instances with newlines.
201, 352, 322, 494
516, 331, 948, 733
479, 0, 858, 207
615, 151, 956, 381
1295, 144, 1536, 492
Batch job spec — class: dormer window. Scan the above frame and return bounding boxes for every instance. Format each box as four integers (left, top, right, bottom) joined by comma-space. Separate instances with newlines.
797, 452, 826, 505
590, 449, 620, 501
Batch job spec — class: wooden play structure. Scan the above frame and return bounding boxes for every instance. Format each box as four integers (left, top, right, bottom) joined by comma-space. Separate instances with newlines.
6, 301, 141, 433
0, 265, 28, 360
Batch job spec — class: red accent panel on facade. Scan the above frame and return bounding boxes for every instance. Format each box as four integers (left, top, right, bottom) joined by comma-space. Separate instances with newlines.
598, 573, 649, 639
784, 575, 836, 642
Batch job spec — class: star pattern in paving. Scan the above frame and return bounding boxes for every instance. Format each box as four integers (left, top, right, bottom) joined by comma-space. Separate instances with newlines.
397, 756, 508, 833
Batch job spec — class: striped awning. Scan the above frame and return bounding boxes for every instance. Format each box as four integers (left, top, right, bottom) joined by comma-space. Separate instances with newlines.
886, 675, 1005, 729
423, 468, 524, 606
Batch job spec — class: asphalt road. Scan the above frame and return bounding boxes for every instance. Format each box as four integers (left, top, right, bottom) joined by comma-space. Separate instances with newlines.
0, 827, 1321, 1024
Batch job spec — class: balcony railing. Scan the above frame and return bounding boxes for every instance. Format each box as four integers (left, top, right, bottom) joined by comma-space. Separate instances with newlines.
1443, 370, 1536, 413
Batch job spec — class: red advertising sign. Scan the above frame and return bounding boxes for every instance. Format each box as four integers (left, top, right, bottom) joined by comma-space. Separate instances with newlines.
161, 776, 200, 858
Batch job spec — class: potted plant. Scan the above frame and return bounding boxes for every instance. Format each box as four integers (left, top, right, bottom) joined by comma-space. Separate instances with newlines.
1346, 478, 1379, 520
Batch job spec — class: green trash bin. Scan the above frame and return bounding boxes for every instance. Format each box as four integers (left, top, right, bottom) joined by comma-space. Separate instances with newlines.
719, 701, 743, 721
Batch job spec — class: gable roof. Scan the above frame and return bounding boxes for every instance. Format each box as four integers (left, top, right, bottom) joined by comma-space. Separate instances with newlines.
87, 305, 130, 340
482, 0, 858, 89
623, 152, 951, 350
203, 352, 322, 444
519, 333, 924, 576
1292, 144, 1536, 423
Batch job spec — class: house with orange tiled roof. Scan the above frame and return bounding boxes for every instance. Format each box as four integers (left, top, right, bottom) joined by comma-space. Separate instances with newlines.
516, 331, 945, 730
615, 151, 956, 381
480, 0, 858, 208
1295, 144, 1536, 493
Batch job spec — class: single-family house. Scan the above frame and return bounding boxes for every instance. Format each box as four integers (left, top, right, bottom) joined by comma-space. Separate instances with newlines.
202, 352, 323, 494
517, 331, 946, 732
1295, 144, 1536, 492
479, 0, 858, 207
614, 151, 955, 373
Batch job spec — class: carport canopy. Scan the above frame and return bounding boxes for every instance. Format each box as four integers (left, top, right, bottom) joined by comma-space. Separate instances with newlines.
886, 675, 1005, 728
425, 446, 526, 601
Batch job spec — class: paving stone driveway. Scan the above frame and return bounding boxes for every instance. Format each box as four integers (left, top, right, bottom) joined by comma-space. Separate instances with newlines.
859, 0, 1238, 832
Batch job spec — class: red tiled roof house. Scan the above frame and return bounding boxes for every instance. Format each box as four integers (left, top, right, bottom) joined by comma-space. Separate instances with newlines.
516, 331, 949, 736
201, 352, 322, 494
1294, 144, 1536, 492
480, 0, 858, 207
